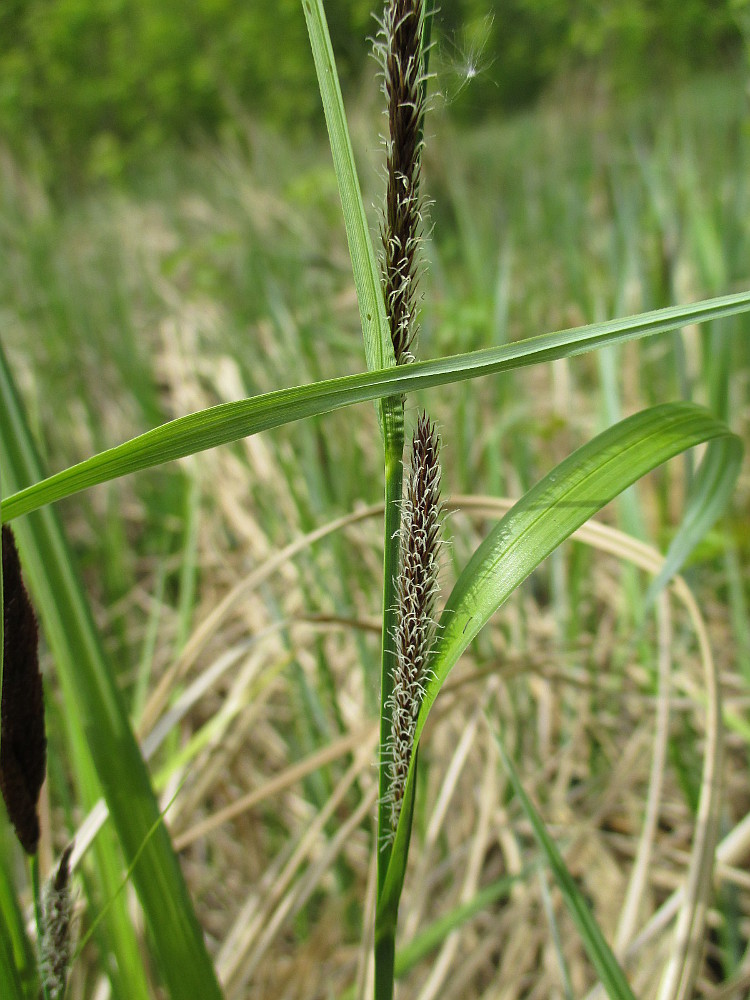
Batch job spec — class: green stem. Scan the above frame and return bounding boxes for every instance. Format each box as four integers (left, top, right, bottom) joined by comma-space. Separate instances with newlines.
30, 855, 51, 1000
374, 929, 397, 1000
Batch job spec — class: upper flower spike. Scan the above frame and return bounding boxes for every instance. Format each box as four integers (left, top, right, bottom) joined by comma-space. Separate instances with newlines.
376, 0, 427, 364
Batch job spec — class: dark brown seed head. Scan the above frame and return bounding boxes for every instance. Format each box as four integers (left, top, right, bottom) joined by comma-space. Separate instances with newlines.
387, 412, 442, 832
0, 524, 46, 855
377, 0, 427, 363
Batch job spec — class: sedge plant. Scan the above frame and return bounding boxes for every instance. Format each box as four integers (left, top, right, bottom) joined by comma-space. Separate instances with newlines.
0, 1, 748, 998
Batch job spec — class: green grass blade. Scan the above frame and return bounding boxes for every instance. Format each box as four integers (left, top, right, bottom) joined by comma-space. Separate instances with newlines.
493, 731, 637, 1000
3, 460, 150, 1000
0, 854, 36, 999
421, 404, 739, 723
394, 869, 523, 976
379, 402, 740, 918
0, 343, 223, 1000
301, 0, 393, 380
0, 915, 25, 1000
645, 433, 743, 601
60, 709, 153, 999
4, 292, 750, 523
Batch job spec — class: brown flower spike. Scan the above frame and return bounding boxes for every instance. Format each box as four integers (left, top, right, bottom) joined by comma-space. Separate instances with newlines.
376, 0, 428, 363
387, 413, 442, 833
0, 524, 46, 854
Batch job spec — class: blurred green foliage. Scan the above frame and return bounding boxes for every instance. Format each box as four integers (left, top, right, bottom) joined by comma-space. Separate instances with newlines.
0, 0, 742, 186
0, 0, 373, 183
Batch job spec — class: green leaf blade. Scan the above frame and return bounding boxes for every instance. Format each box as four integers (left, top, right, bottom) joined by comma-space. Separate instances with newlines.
4, 292, 750, 524
379, 402, 740, 927
494, 732, 638, 1000
301, 0, 393, 380
645, 433, 743, 601
420, 402, 739, 731
0, 918, 25, 1000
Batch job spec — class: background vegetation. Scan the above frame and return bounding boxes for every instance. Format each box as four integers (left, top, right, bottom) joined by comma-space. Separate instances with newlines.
1, 1, 750, 997
0, 0, 743, 184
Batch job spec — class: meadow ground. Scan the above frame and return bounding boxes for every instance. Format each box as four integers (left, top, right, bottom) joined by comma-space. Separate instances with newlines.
1, 69, 749, 998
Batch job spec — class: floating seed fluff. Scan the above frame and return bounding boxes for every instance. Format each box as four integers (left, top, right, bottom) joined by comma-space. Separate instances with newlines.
387, 412, 442, 833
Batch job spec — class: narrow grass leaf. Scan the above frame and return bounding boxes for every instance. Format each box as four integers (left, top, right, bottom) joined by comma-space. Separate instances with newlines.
0, 916, 25, 1000
422, 404, 738, 725
56, 696, 153, 999
493, 731, 637, 1000
301, 0, 394, 381
539, 869, 576, 1000
395, 868, 524, 975
0, 854, 37, 998
4, 292, 750, 523
379, 402, 740, 917
645, 433, 743, 602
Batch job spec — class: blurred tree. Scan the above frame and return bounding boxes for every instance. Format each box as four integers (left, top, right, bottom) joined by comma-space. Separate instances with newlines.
0, 0, 372, 183
0, 0, 741, 187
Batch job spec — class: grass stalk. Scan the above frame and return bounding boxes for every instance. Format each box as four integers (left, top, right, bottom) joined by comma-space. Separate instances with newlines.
493, 728, 638, 1000
30, 855, 52, 1000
